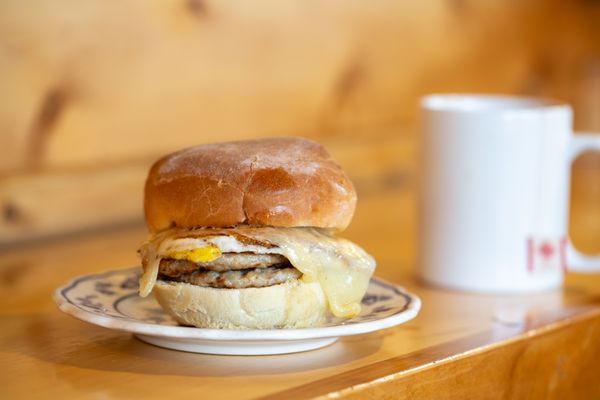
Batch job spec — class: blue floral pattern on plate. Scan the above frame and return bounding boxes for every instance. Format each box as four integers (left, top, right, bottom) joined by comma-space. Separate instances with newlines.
58, 267, 413, 326
53, 267, 420, 354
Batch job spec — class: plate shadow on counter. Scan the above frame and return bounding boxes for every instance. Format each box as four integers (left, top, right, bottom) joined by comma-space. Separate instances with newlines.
0, 310, 384, 377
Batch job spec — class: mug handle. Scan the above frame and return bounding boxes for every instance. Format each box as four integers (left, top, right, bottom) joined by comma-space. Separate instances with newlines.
566, 132, 600, 272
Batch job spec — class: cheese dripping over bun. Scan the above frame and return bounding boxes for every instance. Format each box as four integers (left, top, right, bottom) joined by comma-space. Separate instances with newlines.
139, 137, 376, 328
139, 227, 375, 318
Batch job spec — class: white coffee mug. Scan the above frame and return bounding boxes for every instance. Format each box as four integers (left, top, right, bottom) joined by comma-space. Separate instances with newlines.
418, 94, 600, 293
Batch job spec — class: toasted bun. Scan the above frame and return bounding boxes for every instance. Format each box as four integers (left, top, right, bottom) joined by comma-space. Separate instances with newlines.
153, 279, 327, 329
144, 137, 356, 232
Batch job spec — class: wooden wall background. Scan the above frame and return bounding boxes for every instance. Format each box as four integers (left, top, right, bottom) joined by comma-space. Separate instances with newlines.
1, 0, 600, 245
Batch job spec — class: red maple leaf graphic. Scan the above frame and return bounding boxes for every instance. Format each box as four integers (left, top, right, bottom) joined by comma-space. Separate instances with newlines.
539, 242, 555, 260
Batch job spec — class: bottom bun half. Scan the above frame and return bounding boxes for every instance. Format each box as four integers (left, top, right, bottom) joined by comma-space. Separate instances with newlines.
153, 279, 327, 329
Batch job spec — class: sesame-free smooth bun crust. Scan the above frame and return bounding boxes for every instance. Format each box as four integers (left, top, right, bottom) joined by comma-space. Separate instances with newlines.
153, 279, 327, 329
144, 137, 356, 232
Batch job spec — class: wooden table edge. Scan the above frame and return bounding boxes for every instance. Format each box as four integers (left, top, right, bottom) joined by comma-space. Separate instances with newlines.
258, 304, 600, 399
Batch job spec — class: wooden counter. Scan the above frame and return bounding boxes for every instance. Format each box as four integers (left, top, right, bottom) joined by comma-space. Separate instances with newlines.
1, 181, 600, 399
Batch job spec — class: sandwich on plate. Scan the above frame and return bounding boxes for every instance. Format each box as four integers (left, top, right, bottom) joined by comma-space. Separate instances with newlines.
138, 137, 375, 329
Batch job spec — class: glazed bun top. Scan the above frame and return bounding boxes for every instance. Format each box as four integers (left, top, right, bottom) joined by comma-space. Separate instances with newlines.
144, 137, 357, 232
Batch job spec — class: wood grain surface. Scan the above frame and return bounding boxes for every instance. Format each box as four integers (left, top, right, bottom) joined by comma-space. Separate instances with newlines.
570, 151, 600, 255
2, 0, 600, 242
1, 0, 599, 172
264, 310, 600, 399
0, 132, 415, 244
1, 3, 600, 394
1, 176, 600, 399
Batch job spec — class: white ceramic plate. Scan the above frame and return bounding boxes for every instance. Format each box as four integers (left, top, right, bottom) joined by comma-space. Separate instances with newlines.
53, 267, 421, 355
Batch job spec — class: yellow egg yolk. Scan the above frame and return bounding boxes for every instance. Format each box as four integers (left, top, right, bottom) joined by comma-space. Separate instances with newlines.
166, 246, 222, 263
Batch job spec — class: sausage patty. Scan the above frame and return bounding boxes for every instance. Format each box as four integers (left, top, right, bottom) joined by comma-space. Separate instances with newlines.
160, 266, 302, 289
159, 253, 290, 275
158, 252, 301, 289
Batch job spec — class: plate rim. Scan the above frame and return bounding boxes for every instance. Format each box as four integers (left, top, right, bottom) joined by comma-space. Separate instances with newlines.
53, 266, 421, 341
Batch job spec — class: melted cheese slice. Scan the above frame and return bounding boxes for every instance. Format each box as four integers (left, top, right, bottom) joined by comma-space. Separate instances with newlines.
138, 227, 376, 318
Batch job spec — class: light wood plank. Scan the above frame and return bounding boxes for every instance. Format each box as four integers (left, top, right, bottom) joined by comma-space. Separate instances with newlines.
262, 309, 600, 399
0, 133, 415, 243
1, 188, 600, 399
1, 1, 599, 171
0, 161, 148, 243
